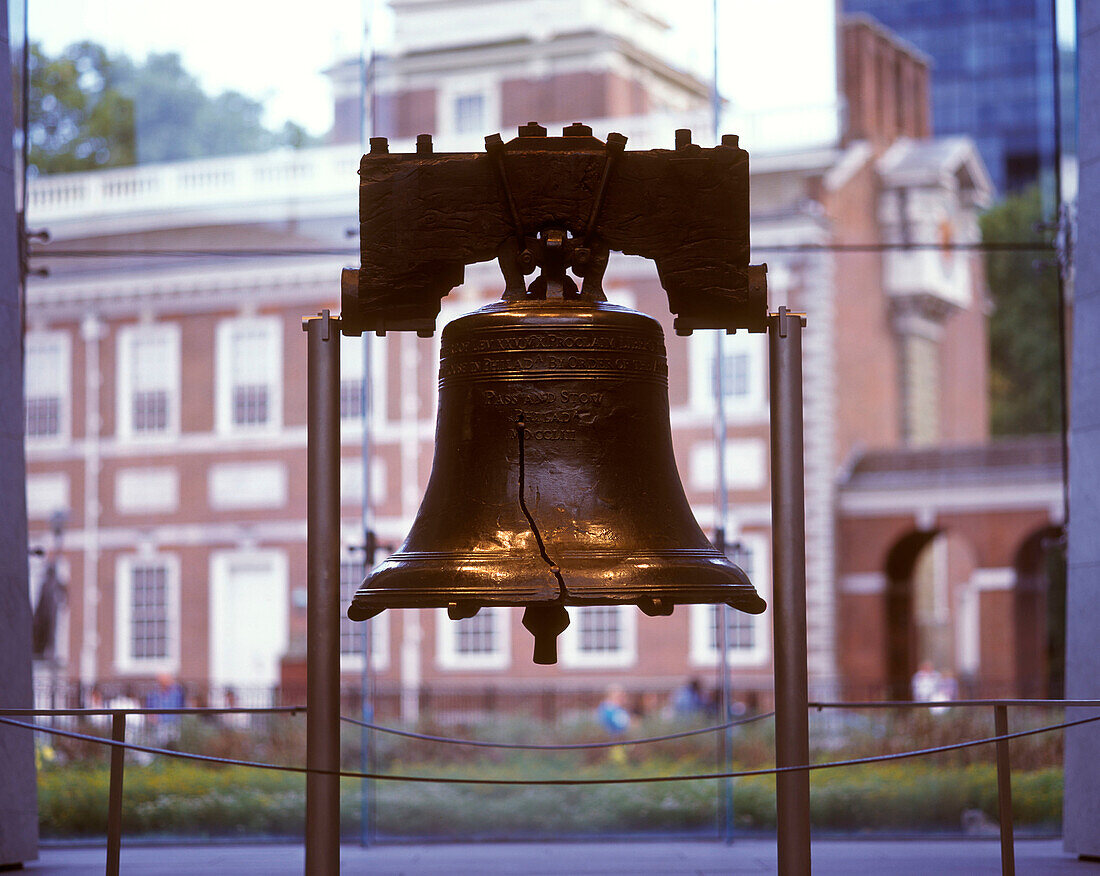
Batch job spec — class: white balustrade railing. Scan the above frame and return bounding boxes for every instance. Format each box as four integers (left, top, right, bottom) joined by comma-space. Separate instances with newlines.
26, 144, 366, 226
25, 104, 842, 227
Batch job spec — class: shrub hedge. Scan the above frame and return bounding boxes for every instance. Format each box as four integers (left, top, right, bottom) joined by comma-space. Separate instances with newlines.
38, 759, 1062, 839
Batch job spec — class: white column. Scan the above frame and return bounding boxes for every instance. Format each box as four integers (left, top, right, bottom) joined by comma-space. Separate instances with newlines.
79, 314, 104, 686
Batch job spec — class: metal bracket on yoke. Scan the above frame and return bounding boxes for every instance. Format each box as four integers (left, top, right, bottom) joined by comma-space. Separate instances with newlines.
772, 305, 808, 339
302, 308, 338, 341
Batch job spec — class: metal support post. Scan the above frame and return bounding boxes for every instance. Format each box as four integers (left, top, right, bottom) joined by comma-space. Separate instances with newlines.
304, 310, 342, 874
994, 705, 1016, 875
768, 307, 811, 875
360, 330, 375, 848
106, 711, 126, 876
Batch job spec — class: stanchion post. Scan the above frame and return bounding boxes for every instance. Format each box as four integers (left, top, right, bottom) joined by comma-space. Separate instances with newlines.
106, 711, 126, 876
994, 704, 1016, 876
304, 311, 342, 874
768, 307, 811, 875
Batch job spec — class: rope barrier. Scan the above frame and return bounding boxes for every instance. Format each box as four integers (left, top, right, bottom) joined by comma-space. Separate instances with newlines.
27, 241, 1056, 259
338, 710, 775, 749
4, 711, 1098, 786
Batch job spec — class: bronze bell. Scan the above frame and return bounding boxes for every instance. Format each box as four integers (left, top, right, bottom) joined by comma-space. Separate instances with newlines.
348, 287, 767, 663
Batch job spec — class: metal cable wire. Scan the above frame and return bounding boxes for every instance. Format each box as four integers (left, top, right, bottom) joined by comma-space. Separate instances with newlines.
3, 711, 1098, 786
25, 241, 1055, 259
338, 710, 775, 749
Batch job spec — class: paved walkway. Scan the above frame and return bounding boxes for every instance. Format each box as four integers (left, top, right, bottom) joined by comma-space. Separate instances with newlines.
22, 839, 1100, 874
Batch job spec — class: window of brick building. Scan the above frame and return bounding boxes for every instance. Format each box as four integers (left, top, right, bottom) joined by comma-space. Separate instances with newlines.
338, 332, 386, 424
438, 76, 498, 141
208, 461, 288, 510
561, 605, 637, 668
24, 331, 70, 442
690, 535, 770, 667
339, 558, 389, 670
216, 316, 282, 433
116, 467, 179, 514
689, 330, 766, 419
118, 324, 180, 439
436, 607, 510, 670
454, 93, 485, 134
115, 553, 179, 673
26, 472, 69, 519
340, 337, 364, 421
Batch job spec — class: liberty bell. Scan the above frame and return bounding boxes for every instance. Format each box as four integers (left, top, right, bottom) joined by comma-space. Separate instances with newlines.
345, 124, 768, 663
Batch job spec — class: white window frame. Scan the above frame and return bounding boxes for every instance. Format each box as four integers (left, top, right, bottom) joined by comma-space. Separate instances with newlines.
437, 75, 499, 140
689, 330, 767, 421
215, 316, 283, 435
24, 330, 71, 446
339, 332, 387, 432
338, 556, 390, 671
689, 533, 770, 667
26, 472, 70, 519
436, 606, 511, 670
453, 92, 486, 134
115, 467, 180, 515
115, 552, 180, 675
208, 461, 288, 511
116, 323, 181, 441
688, 439, 767, 493
560, 605, 637, 668
340, 456, 387, 508
208, 548, 289, 693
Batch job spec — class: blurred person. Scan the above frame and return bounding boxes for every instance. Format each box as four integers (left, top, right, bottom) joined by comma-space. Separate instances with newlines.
85, 684, 109, 729
222, 687, 250, 730
597, 685, 632, 737
911, 661, 943, 703
597, 685, 632, 764
188, 689, 217, 724
931, 672, 958, 715
670, 677, 706, 716
108, 685, 149, 764
635, 690, 660, 720
146, 672, 185, 746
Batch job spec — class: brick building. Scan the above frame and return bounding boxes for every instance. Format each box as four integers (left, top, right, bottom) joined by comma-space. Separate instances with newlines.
23, 3, 1060, 715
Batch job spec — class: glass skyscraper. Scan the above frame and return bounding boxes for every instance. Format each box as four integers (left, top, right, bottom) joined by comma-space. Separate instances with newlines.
844, 0, 1063, 196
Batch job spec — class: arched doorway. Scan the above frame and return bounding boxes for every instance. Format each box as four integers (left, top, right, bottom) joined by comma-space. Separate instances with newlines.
1014, 526, 1065, 698
884, 530, 935, 700
884, 529, 979, 700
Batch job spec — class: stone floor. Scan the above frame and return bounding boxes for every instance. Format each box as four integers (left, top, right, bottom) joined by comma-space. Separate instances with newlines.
19, 838, 1100, 874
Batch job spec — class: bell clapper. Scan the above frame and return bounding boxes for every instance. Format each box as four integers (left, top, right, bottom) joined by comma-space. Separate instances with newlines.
522, 604, 571, 666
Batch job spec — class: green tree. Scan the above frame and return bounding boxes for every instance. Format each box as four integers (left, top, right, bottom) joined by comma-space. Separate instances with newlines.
28, 41, 317, 175
28, 41, 136, 173
980, 187, 1064, 435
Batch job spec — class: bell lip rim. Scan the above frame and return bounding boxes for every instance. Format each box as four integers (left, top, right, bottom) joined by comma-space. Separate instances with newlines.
347, 591, 767, 618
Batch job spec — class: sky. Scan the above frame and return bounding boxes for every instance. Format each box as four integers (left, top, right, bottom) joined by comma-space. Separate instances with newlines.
29, 0, 1077, 141
31, 0, 841, 140
31, 0, 365, 136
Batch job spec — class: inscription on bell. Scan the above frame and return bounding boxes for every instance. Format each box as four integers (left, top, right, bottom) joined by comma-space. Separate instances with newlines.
481, 389, 603, 437
440, 353, 667, 378
528, 429, 578, 441
444, 331, 665, 355
522, 407, 599, 426
482, 390, 605, 407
